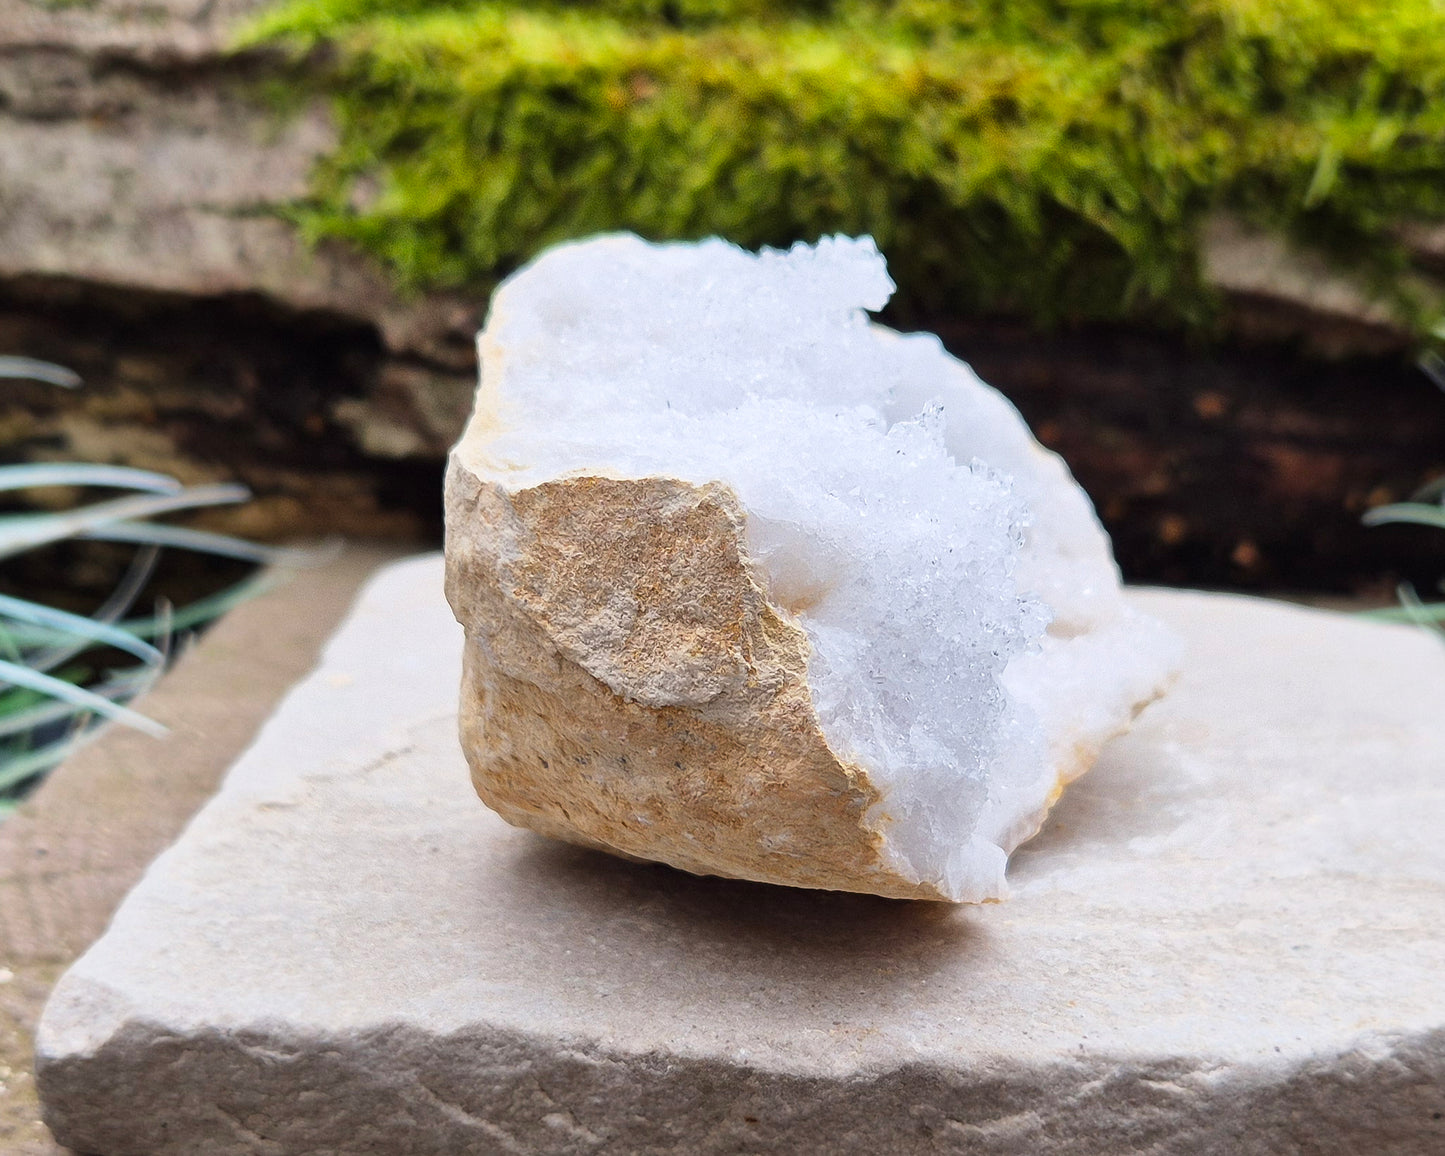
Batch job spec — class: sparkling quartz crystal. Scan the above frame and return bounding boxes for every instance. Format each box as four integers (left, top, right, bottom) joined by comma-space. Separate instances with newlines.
444, 234, 1179, 902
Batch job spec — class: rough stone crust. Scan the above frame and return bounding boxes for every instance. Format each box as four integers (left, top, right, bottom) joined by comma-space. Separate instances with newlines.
445, 462, 949, 900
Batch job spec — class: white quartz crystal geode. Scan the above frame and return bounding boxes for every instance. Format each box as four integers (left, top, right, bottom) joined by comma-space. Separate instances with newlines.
444, 234, 1179, 902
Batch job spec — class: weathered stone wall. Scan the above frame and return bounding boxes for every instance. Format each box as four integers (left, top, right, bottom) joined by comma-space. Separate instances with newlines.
0, 0, 479, 540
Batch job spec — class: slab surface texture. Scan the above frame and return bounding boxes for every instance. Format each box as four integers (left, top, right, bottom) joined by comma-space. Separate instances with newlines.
35, 555, 1445, 1155
0, 543, 411, 1156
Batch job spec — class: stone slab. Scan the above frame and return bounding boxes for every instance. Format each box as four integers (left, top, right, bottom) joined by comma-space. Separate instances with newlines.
34, 555, 1445, 1154
0, 542, 411, 1156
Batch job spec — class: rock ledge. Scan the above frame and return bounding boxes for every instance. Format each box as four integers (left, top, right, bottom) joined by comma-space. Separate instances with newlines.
35, 555, 1445, 1155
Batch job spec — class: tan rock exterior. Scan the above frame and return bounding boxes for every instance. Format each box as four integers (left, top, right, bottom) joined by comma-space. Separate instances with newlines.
444, 462, 946, 899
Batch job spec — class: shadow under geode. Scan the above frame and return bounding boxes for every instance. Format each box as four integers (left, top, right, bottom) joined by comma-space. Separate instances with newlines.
486, 731, 1187, 963
462, 716, 1191, 1012
500, 834, 984, 986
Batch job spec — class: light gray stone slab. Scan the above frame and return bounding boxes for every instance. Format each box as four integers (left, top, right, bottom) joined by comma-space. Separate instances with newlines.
35, 555, 1445, 1154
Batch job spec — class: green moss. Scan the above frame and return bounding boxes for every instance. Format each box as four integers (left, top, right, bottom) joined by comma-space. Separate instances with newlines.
240, 0, 1445, 332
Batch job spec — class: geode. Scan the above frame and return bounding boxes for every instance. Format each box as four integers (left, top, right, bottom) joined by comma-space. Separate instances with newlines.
444, 234, 1179, 902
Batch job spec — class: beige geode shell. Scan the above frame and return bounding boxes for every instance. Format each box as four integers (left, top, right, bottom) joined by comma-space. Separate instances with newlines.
444, 463, 946, 899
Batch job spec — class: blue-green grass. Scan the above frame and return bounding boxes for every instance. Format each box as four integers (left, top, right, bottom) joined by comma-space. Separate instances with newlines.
0, 359, 317, 810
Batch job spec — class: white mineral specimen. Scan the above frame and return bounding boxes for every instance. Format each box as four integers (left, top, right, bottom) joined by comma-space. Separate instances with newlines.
444, 234, 1179, 902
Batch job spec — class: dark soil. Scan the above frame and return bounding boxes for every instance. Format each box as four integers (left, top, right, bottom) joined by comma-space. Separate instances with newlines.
0, 275, 446, 545
912, 313, 1445, 596
2, 277, 1442, 598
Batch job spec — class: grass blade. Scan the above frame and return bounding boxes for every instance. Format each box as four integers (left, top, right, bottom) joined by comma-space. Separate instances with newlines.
24, 545, 160, 674
1408, 477, 1445, 505
0, 669, 153, 739
1360, 582, 1445, 638
1397, 583, 1445, 637
1361, 502, 1445, 531
80, 522, 319, 566
0, 620, 21, 664
0, 465, 181, 495
0, 569, 267, 651
0, 593, 162, 666
0, 484, 250, 560
0, 658, 165, 738
0, 357, 82, 388
1360, 603, 1445, 623
119, 572, 279, 637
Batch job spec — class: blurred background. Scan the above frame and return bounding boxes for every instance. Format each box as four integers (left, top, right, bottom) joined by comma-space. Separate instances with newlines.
4, 0, 1445, 599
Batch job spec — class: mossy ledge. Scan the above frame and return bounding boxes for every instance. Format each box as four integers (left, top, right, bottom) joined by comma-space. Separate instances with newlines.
239, 0, 1445, 336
